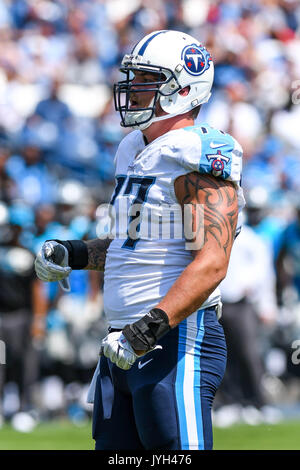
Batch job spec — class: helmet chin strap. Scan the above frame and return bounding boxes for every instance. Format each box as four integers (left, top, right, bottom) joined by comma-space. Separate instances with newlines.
130, 106, 192, 130
131, 93, 211, 130
131, 109, 183, 130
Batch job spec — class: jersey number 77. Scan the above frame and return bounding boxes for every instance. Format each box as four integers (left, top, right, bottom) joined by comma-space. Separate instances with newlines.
110, 175, 156, 250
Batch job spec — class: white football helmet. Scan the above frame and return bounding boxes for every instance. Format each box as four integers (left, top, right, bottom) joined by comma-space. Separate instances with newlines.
114, 30, 214, 130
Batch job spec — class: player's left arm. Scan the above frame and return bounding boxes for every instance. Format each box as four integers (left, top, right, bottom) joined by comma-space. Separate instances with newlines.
155, 171, 238, 327
102, 172, 238, 368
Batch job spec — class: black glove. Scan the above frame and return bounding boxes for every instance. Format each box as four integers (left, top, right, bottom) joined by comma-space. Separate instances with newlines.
122, 308, 171, 352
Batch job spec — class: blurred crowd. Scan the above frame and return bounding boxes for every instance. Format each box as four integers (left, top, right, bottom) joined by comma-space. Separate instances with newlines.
0, 0, 300, 431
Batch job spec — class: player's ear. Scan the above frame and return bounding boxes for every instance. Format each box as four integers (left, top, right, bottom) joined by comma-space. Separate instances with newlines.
179, 86, 191, 97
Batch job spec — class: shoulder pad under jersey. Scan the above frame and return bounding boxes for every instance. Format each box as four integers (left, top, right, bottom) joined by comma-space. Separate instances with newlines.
179, 124, 243, 183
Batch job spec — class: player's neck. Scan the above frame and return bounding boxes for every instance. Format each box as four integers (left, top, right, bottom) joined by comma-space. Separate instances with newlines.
142, 115, 194, 144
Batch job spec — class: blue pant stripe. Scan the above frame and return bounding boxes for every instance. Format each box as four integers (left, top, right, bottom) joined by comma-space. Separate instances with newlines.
194, 310, 205, 449
175, 312, 206, 450
175, 319, 189, 449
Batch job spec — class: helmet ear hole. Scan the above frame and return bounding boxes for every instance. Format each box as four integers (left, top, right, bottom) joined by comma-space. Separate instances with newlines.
179, 86, 191, 97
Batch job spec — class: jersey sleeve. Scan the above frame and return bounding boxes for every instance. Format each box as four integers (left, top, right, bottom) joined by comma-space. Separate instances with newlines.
178, 125, 243, 184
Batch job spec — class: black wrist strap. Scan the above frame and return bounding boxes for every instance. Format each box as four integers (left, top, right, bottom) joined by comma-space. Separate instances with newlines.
49, 239, 88, 270
122, 308, 171, 352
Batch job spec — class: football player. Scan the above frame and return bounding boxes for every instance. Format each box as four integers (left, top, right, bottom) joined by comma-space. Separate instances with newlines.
35, 30, 245, 450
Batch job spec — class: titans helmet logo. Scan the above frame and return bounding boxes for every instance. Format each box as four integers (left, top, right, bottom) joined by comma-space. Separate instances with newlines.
181, 44, 212, 76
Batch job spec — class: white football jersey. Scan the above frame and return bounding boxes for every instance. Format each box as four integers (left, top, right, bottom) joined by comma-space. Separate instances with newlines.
103, 124, 245, 328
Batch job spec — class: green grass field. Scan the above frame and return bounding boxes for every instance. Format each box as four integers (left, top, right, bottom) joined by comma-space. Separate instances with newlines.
214, 421, 300, 450
1, 420, 300, 450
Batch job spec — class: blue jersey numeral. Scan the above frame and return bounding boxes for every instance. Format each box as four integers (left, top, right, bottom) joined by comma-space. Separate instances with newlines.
110, 175, 126, 205
110, 175, 156, 250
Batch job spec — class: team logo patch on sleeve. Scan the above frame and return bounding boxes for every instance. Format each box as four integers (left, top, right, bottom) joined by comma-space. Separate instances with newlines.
181, 44, 212, 76
206, 150, 230, 177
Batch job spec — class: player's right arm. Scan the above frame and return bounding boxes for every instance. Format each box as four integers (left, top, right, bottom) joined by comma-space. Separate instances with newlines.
84, 238, 112, 271
34, 238, 111, 284
34, 127, 133, 282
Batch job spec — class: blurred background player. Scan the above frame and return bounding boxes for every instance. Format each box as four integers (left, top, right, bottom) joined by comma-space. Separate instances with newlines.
0, 203, 47, 429
215, 207, 280, 426
277, 198, 300, 306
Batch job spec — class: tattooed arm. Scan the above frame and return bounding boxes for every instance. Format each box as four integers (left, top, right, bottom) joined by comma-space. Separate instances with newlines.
83, 238, 112, 271
155, 172, 238, 328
